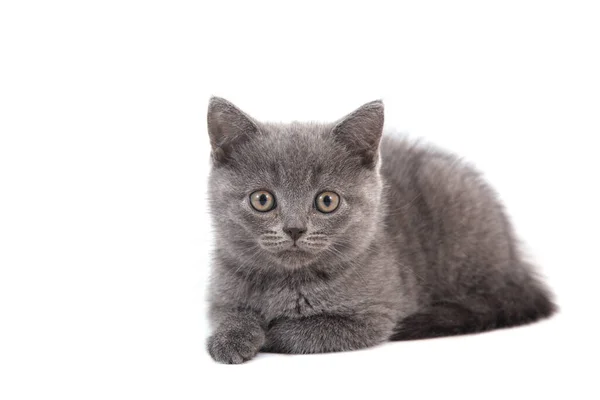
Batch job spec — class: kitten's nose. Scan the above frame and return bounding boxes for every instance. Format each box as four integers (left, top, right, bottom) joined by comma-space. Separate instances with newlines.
284, 227, 306, 241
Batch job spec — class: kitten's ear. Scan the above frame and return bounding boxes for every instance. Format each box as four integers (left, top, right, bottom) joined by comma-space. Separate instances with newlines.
331, 100, 384, 168
207, 97, 260, 164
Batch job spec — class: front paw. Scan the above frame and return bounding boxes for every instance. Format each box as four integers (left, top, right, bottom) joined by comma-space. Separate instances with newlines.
207, 327, 265, 364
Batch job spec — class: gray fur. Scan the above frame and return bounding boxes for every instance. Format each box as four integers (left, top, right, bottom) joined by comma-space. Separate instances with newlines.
205, 97, 555, 364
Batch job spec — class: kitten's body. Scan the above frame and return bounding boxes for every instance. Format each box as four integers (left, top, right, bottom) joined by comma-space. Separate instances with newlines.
380, 137, 554, 339
206, 98, 554, 363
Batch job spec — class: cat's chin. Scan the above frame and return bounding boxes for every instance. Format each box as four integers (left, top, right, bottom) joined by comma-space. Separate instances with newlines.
267, 247, 321, 269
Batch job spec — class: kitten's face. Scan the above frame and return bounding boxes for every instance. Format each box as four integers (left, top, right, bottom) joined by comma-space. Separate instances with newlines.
207, 99, 384, 272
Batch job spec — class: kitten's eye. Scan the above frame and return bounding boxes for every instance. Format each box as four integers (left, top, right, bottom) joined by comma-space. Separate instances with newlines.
250, 190, 276, 212
315, 191, 340, 213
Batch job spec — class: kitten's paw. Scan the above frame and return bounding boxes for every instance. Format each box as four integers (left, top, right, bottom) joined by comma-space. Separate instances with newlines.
207, 327, 265, 364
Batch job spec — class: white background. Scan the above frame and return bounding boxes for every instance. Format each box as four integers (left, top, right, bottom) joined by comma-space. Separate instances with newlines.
1, 1, 599, 399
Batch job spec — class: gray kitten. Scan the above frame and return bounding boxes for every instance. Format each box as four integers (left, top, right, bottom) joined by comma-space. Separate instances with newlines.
205, 97, 555, 364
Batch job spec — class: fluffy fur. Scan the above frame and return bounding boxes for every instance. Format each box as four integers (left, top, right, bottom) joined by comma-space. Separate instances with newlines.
205, 97, 555, 364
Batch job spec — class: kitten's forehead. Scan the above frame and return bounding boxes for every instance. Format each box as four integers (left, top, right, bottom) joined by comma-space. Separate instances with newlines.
228, 121, 361, 190
260, 122, 333, 172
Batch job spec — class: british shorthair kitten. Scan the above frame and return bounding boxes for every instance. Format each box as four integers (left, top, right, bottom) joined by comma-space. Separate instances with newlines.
205, 97, 555, 364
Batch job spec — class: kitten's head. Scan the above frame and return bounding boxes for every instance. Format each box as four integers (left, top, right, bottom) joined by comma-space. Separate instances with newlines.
207, 97, 384, 273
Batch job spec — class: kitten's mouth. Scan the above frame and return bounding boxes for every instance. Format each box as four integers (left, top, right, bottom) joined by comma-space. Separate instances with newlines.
282, 245, 306, 254
259, 239, 327, 264
258, 241, 331, 268
279, 241, 328, 256
277, 244, 314, 258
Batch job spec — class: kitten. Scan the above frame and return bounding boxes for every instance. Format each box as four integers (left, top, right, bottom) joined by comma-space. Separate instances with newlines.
205, 97, 555, 364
